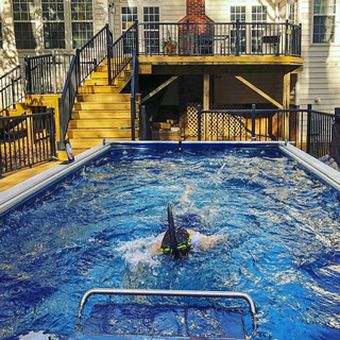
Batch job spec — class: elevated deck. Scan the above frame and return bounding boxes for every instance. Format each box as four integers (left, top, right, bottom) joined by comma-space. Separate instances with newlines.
139, 55, 303, 74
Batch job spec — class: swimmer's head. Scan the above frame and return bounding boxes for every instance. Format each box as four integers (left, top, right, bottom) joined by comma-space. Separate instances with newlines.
160, 203, 191, 258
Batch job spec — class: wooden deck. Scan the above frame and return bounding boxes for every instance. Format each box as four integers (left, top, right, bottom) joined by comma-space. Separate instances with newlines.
139, 55, 304, 74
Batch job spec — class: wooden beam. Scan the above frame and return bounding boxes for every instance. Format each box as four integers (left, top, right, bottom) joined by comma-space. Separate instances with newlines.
141, 76, 178, 104
283, 72, 291, 109
283, 72, 291, 140
234, 75, 283, 109
203, 74, 210, 110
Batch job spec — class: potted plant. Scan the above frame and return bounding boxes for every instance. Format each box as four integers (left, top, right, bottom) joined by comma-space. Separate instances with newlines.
163, 36, 177, 55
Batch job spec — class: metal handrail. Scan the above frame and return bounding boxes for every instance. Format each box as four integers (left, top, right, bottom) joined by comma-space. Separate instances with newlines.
137, 20, 301, 56
77, 288, 257, 338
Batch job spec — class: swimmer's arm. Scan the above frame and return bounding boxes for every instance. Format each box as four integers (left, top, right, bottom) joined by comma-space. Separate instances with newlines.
150, 232, 165, 256
198, 234, 225, 250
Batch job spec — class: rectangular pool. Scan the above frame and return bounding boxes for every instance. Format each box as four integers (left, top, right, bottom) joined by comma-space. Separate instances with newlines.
0, 143, 339, 339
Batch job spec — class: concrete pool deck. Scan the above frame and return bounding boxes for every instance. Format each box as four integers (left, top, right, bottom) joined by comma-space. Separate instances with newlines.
0, 141, 339, 217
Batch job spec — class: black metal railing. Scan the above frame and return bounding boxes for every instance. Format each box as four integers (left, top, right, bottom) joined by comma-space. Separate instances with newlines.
25, 53, 73, 94
59, 55, 79, 145
0, 109, 56, 176
59, 25, 110, 144
138, 21, 301, 57
0, 66, 25, 116
107, 21, 138, 85
130, 49, 139, 141
307, 105, 334, 158
197, 105, 334, 159
78, 26, 108, 84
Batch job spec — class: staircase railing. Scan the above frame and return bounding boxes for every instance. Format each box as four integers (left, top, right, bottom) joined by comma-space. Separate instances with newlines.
59, 25, 111, 145
24, 53, 73, 94
0, 66, 25, 116
107, 21, 138, 85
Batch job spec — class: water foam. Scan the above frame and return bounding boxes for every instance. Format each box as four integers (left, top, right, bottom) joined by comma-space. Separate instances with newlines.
116, 237, 161, 269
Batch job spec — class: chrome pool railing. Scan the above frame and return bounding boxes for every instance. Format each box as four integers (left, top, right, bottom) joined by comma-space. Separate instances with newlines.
77, 288, 257, 338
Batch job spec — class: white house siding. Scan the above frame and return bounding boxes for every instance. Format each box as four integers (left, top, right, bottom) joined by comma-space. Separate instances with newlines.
296, 0, 340, 113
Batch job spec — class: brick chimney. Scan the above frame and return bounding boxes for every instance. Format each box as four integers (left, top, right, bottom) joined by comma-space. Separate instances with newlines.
179, 0, 212, 23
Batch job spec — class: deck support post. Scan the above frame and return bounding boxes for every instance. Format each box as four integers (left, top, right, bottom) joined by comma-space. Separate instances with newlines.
203, 74, 210, 110
283, 72, 291, 140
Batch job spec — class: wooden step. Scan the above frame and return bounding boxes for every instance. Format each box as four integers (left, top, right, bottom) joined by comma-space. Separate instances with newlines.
78, 85, 119, 94
69, 118, 131, 129
84, 79, 110, 86
68, 129, 132, 139
73, 102, 130, 110
76, 93, 130, 103
91, 70, 129, 80
70, 138, 132, 149
72, 110, 131, 119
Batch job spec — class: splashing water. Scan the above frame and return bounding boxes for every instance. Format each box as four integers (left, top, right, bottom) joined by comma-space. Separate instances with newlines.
116, 237, 161, 269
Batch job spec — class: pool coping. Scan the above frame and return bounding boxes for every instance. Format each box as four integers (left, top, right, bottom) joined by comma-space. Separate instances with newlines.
0, 144, 111, 216
0, 141, 339, 217
279, 143, 340, 191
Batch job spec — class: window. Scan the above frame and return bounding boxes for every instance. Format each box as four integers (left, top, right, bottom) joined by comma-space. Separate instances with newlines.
144, 7, 160, 54
251, 6, 267, 53
0, 17, 3, 49
71, 0, 93, 48
121, 7, 138, 53
13, 0, 37, 49
121, 7, 138, 32
313, 0, 336, 43
289, 1, 298, 24
230, 6, 246, 53
42, 0, 65, 49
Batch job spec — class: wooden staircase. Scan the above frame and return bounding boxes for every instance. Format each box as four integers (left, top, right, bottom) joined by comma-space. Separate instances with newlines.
68, 63, 136, 152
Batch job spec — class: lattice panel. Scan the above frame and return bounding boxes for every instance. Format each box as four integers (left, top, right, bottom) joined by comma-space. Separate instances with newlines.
202, 113, 249, 141
186, 103, 200, 137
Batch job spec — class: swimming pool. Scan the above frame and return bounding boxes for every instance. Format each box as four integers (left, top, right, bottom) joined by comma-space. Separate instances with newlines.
0, 143, 339, 339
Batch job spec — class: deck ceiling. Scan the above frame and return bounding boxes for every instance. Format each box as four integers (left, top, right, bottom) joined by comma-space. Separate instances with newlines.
139, 56, 303, 75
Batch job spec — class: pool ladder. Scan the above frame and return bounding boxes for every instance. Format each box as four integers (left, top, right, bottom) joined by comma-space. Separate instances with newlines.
77, 288, 257, 339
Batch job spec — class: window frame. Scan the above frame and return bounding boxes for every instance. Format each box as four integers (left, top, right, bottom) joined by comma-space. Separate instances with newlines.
12, 0, 37, 50
143, 6, 160, 55
71, 0, 94, 49
42, 0, 66, 49
312, 0, 337, 45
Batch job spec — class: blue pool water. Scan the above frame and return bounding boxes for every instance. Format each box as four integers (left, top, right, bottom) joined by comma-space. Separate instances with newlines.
0, 145, 339, 339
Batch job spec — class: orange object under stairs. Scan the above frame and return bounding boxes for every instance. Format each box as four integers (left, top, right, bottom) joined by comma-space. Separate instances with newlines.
67, 61, 137, 152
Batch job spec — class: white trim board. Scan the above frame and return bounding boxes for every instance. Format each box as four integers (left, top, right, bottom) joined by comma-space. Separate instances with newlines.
280, 143, 340, 192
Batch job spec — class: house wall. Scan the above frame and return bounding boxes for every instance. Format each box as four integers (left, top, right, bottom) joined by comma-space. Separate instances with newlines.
296, 0, 340, 113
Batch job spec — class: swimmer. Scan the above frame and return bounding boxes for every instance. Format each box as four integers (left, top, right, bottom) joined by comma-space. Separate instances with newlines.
150, 203, 224, 258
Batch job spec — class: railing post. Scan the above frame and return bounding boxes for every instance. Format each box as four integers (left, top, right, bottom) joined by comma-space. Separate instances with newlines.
140, 105, 148, 140
57, 97, 65, 150
52, 52, 57, 93
306, 104, 312, 154
106, 24, 112, 86
48, 108, 57, 158
11, 78, 16, 109
135, 20, 139, 57
197, 105, 202, 141
298, 24, 302, 56
131, 96, 136, 141
285, 20, 289, 56
251, 104, 256, 140
76, 49, 81, 87
236, 20, 240, 56
24, 56, 32, 94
